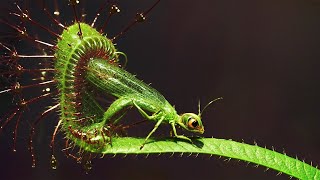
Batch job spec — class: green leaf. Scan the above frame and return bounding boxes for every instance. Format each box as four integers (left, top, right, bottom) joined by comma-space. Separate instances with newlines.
84, 137, 320, 180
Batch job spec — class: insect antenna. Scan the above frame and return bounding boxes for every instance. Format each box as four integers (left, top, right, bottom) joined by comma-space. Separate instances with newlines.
198, 97, 223, 117
112, 0, 161, 41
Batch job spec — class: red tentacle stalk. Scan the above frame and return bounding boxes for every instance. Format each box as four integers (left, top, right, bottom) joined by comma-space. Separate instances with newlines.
0, 68, 56, 77
0, 80, 56, 95
112, 0, 161, 41
11, 3, 61, 38
50, 118, 62, 156
69, 0, 83, 38
0, 92, 55, 150
42, 6, 66, 30
91, 0, 110, 28
12, 110, 23, 152
99, 4, 120, 33
63, 139, 82, 162
29, 103, 59, 168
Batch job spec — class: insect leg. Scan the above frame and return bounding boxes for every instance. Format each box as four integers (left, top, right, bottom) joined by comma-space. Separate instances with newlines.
132, 101, 157, 120
140, 117, 164, 150
102, 97, 133, 124
112, 111, 128, 124
170, 122, 192, 143
132, 101, 165, 149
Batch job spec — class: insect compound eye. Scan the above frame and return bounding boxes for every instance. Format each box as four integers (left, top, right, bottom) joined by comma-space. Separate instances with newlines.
188, 118, 199, 129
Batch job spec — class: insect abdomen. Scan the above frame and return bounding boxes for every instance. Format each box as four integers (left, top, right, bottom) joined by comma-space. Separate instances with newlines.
86, 58, 168, 108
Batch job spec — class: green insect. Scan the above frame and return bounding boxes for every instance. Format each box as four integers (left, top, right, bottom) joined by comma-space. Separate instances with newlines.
55, 18, 222, 149
56, 22, 220, 149
87, 58, 220, 148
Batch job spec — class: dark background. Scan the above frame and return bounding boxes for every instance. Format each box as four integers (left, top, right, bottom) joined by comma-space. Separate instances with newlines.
1, 0, 320, 179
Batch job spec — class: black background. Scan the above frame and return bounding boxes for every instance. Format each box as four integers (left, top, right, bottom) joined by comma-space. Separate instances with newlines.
1, 0, 320, 179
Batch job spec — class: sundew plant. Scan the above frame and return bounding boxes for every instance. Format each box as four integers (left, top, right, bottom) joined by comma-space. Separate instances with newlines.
0, 0, 320, 179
